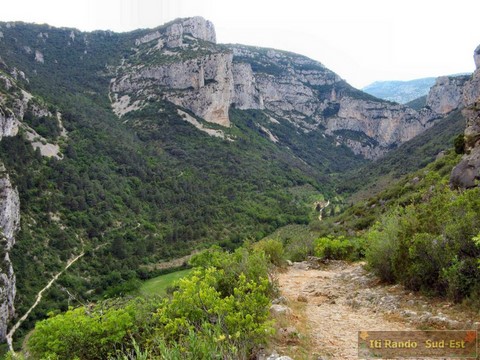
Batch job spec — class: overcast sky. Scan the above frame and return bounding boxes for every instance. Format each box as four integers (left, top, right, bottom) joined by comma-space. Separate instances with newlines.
1, 0, 479, 88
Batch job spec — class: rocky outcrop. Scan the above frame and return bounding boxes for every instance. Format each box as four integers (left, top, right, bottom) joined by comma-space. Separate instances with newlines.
326, 98, 438, 158
232, 62, 263, 110
111, 17, 231, 126
463, 58, 480, 106
180, 16, 216, 43
0, 106, 19, 140
426, 75, 470, 114
0, 72, 65, 158
474, 44, 480, 69
111, 17, 450, 159
230, 45, 440, 158
450, 45, 480, 189
450, 102, 480, 188
0, 164, 20, 340
112, 51, 233, 127
162, 16, 216, 47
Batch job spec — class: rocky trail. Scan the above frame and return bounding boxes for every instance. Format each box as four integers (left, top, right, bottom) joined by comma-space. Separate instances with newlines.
272, 260, 479, 360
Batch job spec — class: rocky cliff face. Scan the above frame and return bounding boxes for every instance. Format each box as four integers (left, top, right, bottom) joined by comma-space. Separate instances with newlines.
325, 98, 437, 158
111, 17, 232, 127
0, 108, 19, 141
229, 45, 440, 158
474, 44, 480, 69
0, 71, 66, 158
0, 164, 19, 340
0, 74, 20, 140
426, 75, 471, 114
450, 46, 480, 188
0, 73, 22, 341
111, 17, 466, 159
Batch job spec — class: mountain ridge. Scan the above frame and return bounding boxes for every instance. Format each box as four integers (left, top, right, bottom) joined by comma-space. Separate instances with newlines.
363, 77, 437, 104
108, 17, 446, 159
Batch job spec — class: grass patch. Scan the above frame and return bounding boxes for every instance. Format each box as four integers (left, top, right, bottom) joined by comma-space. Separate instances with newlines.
139, 269, 192, 297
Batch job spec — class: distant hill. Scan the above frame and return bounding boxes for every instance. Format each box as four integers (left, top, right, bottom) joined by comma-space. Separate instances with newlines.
362, 77, 437, 104
405, 95, 427, 110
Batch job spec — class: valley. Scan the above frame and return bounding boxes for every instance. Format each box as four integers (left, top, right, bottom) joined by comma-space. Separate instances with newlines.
0, 15, 478, 359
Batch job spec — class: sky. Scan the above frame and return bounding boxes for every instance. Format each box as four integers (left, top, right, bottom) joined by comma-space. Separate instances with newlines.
0, 0, 479, 88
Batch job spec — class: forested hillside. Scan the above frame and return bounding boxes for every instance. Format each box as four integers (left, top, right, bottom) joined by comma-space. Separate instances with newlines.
0, 20, 365, 342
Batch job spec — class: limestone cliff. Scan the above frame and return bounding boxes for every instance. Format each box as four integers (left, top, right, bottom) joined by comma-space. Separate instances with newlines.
450, 45, 480, 188
0, 165, 19, 341
0, 75, 20, 140
111, 17, 455, 159
111, 17, 232, 127
426, 75, 470, 115
325, 98, 437, 158
0, 107, 19, 141
229, 45, 440, 159
0, 70, 66, 158
474, 44, 480, 70
0, 73, 21, 341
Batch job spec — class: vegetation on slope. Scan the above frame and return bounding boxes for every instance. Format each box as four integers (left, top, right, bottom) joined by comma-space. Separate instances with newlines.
405, 95, 427, 110
24, 244, 276, 360
310, 150, 480, 304
339, 109, 466, 197
0, 22, 367, 344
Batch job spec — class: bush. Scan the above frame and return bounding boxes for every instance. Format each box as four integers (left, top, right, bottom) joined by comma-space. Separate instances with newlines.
365, 214, 402, 283
27, 245, 276, 360
252, 238, 285, 266
154, 246, 275, 358
314, 236, 356, 260
154, 267, 273, 359
28, 298, 156, 360
365, 186, 480, 301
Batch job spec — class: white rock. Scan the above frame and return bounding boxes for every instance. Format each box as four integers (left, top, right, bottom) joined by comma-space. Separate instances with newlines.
474, 44, 480, 70
426, 75, 469, 115
269, 304, 292, 316
35, 50, 44, 63
0, 167, 20, 340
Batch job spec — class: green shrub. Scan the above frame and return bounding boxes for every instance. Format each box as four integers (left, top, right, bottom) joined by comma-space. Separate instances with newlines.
154, 267, 273, 358
285, 240, 314, 262
28, 307, 136, 360
152, 246, 274, 359
252, 238, 285, 266
189, 246, 225, 269
365, 214, 402, 283
365, 186, 480, 301
27, 245, 275, 360
314, 235, 355, 260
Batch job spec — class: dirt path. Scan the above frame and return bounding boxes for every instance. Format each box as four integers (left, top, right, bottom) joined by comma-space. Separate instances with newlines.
6, 251, 85, 352
276, 261, 479, 359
